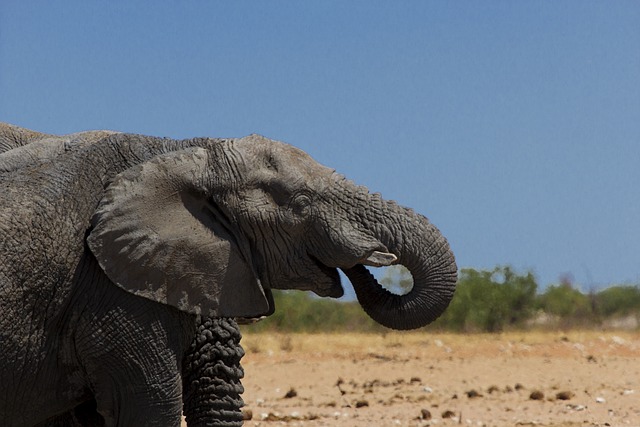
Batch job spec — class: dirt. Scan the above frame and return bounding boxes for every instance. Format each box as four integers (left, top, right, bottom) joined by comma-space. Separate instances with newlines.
184, 331, 640, 426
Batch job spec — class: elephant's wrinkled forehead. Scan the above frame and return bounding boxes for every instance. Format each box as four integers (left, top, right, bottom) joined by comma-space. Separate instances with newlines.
235, 134, 334, 182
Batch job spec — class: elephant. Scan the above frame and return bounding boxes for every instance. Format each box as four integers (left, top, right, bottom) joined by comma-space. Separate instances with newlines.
0, 124, 457, 426
0, 122, 118, 173
0, 123, 246, 426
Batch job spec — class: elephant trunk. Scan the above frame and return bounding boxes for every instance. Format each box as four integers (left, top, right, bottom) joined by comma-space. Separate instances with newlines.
342, 192, 457, 330
182, 318, 246, 427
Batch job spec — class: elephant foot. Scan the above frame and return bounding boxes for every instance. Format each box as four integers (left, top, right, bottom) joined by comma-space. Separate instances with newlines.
182, 317, 245, 427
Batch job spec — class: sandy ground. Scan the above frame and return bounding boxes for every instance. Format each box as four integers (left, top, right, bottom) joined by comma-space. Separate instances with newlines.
227, 331, 640, 427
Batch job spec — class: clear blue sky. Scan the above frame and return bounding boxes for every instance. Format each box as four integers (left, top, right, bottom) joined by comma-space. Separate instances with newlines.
1, 1, 639, 293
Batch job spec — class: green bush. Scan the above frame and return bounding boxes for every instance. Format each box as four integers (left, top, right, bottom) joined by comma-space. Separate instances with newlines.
594, 285, 640, 317
241, 266, 640, 334
433, 266, 538, 332
536, 284, 593, 318
242, 290, 383, 333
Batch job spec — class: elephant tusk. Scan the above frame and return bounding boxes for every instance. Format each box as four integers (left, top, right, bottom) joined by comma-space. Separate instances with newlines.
362, 251, 397, 267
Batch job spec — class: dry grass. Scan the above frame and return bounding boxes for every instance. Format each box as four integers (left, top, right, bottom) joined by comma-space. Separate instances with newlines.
241, 330, 640, 359
231, 331, 640, 426
182, 331, 640, 426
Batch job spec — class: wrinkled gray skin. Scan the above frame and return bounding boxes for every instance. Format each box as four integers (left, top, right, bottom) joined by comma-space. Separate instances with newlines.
0, 123, 118, 173
0, 123, 457, 426
0, 124, 245, 427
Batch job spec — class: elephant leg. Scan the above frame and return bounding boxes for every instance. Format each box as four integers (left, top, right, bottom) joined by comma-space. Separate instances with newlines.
90, 372, 183, 427
40, 318, 241, 427
72, 305, 187, 426
84, 336, 185, 427
182, 317, 246, 427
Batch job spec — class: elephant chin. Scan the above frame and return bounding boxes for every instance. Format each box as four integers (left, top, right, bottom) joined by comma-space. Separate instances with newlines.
265, 256, 344, 299
311, 256, 344, 298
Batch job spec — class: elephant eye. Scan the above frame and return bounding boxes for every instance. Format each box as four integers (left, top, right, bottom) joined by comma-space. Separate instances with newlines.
290, 193, 312, 217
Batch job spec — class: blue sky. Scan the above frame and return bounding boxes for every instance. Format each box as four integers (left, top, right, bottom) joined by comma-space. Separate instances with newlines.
1, 1, 639, 293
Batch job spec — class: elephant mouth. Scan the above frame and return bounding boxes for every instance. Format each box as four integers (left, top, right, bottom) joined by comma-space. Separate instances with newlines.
309, 255, 344, 298
308, 249, 398, 299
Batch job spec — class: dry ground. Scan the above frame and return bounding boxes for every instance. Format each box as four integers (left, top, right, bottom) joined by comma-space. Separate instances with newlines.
231, 331, 640, 427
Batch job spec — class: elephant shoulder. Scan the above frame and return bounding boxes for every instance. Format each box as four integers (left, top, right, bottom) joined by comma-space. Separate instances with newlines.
0, 166, 92, 299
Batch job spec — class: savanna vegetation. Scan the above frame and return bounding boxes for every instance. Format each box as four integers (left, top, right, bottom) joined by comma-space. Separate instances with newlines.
242, 266, 640, 333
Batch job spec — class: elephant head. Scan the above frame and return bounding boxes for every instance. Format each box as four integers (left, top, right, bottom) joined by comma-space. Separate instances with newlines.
88, 134, 456, 330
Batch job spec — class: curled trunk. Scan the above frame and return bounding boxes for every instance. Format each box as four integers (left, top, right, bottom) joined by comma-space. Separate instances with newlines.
344, 197, 457, 330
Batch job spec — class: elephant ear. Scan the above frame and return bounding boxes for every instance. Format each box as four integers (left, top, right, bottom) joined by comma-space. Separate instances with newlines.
87, 147, 271, 318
